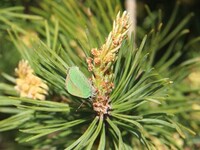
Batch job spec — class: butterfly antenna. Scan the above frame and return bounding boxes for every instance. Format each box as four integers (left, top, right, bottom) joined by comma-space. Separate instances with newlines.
76, 102, 84, 112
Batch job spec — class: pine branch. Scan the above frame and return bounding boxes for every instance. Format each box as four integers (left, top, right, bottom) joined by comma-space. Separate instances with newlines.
0, 1, 199, 149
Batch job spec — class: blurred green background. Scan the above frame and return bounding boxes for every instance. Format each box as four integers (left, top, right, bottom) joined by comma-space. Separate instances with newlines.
1, 0, 200, 75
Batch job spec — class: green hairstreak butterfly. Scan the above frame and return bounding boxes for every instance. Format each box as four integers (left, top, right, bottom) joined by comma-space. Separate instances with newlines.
66, 66, 93, 98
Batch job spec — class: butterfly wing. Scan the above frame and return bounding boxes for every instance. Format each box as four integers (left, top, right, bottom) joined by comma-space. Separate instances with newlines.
66, 67, 92, 98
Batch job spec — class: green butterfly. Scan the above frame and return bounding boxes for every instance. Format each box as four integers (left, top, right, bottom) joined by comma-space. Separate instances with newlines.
66, 66, 93, 98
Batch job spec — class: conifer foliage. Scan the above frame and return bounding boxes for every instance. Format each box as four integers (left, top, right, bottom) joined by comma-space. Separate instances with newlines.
0, 0, 199, 149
